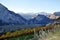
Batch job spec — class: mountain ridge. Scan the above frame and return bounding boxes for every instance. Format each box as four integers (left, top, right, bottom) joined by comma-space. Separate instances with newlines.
0, 3, 57, 26
0, 3, 27, 25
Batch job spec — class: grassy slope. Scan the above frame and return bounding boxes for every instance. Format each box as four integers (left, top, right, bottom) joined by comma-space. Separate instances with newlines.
45, 28, 60, 40
7, 25, 60, 40
10, 33, 34, 40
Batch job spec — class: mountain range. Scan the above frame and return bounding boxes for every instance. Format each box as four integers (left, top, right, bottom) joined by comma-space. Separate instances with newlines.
0, 3, 59, 26
20, 12, 51, 19
0, 3, 59, 34
27, 14, 51, 25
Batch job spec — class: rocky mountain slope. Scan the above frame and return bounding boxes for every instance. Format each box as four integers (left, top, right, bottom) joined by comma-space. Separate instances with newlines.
0, 3, 27, 25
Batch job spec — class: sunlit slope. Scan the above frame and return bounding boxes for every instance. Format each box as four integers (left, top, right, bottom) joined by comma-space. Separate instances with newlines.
45, 27, 60, 40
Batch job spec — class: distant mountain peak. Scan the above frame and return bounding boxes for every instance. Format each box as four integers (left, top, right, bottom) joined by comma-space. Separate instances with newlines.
54, 12, 60, 16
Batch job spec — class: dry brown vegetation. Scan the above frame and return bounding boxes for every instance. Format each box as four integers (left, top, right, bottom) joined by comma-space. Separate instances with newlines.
0, 24, 57, 39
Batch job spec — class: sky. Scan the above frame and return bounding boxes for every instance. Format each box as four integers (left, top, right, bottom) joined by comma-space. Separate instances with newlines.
0, 0, 60, 14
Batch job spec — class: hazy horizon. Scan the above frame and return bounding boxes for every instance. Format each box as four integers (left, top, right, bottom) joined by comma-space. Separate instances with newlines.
0, 0, 60, 14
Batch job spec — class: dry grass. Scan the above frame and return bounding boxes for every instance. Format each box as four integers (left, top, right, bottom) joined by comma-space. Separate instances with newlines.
38, 28, 60, 40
